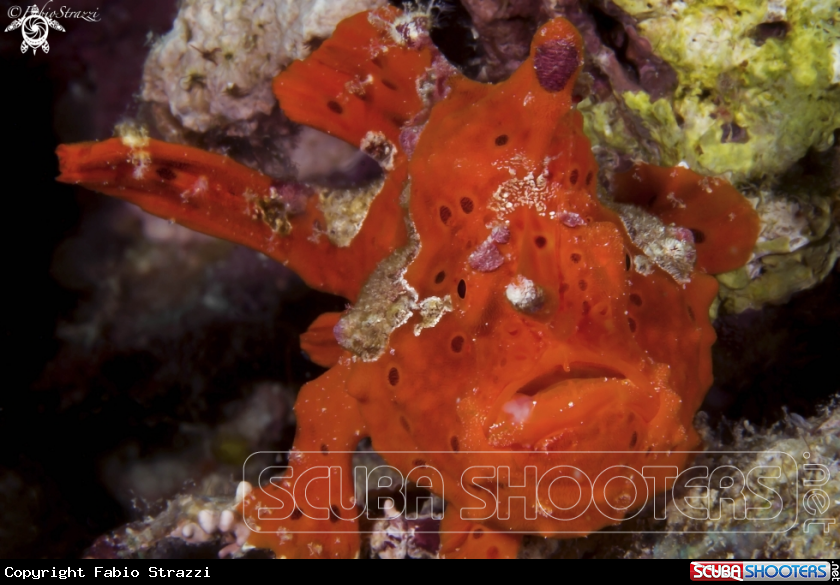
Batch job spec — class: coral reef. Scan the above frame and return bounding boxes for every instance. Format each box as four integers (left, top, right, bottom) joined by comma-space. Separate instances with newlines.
82, 475, 271, 559
56, 6, 760, 558
716, 145, 840, 312
459, 0, 542, 81
649, 405, 840, 560
569, 0, 840, 182
545, 0, 840, 310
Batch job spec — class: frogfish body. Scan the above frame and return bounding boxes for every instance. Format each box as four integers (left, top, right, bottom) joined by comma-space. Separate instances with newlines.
57, 7, 759, 558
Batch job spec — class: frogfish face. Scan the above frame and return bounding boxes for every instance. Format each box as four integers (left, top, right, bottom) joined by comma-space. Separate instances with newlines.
344, 16, 729, 534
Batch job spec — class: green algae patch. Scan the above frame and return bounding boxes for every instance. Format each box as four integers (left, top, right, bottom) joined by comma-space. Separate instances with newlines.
584, 0, 840, 183
579, 0, 840, 312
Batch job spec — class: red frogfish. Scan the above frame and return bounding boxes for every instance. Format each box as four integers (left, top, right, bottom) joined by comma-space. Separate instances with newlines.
56, 7, 759, 558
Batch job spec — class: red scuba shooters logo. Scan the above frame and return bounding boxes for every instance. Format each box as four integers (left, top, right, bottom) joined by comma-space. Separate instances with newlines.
691, 561, 834, 581
692, 563, 744, 582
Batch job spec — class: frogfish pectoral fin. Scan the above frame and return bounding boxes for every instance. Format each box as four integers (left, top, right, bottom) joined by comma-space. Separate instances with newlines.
56, 137, 391, 301
612, 163, 760, 275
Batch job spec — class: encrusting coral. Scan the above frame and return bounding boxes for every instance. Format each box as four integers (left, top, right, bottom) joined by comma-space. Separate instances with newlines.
558, 0, 840, 311
57, 6, 759, 558
573, 0, 840, 183
142, 0, 389, 135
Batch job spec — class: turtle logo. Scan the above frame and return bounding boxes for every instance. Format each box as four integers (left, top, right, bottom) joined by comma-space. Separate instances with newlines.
5, 4, 65, 54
